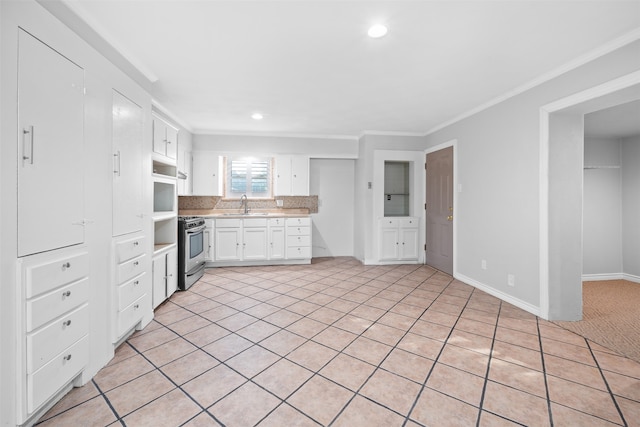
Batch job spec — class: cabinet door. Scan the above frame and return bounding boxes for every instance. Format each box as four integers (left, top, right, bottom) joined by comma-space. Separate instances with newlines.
243, 228, 268, 261
151, 255, 165, 309
112, 91, 143, 236
152, 117, 167, 156
165, 125, 178, 160
203, 228, 212, 261
379, 228, 399, 260
291, 156, 310, 196
399, 228, 420, 260
193, 152, 220, 195
215, 228, 241, 261
274, 155, 292, 196
269, 227, 286, 260
166, 249, 178, 298
18, 30, 85, 257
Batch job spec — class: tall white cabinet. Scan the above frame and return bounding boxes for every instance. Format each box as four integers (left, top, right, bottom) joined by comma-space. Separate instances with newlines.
15, 30, 90, 425
17, 30, 85, 257
111, 91, 148, 343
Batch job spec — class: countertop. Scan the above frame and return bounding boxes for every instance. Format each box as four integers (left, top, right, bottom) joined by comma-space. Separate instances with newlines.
179, 208, 311, 218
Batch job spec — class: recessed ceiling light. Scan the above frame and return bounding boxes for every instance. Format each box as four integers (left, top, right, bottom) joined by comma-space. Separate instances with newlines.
251, 113, 263, 120
368, 24, 388, 38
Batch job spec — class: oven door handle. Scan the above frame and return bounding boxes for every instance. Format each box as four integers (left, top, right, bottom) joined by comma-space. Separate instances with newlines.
186, 224, 206, 234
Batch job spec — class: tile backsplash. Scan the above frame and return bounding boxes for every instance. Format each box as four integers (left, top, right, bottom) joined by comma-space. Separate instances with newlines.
178, 195, 318, 213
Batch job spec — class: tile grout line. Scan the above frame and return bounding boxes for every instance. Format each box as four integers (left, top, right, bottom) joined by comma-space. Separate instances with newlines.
473, 294, 502, 427
585, 339, 628, 427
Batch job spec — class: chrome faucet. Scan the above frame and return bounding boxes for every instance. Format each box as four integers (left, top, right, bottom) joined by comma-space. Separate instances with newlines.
240, 194, 249, 214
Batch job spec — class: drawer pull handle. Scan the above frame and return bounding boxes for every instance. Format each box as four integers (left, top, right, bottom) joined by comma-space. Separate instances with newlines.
62, 262, 71, 270
63, 320, 72, 327
134, 241, 139, 246
134, 280, 139, 286
63, 354, 72, 361
62, 291, 71, 297
134, 304, 140, 310
134, 261, 139, 266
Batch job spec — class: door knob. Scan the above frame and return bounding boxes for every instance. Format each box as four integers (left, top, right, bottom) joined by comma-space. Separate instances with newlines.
447, 215, 453, 221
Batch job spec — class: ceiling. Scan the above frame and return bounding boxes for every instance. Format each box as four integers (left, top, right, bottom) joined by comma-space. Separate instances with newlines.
63, 0, 640, 137
585, 100, 640, 139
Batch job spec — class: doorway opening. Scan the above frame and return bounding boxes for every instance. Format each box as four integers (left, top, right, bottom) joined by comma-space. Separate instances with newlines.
540, 72, 640, 320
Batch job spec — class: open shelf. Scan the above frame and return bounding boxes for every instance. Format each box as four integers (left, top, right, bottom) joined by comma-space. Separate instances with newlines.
152, 160, 177, 178
153, 217, 177, 253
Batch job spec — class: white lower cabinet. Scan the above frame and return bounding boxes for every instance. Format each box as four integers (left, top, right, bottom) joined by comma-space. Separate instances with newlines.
379, 217, 420, 262
18, 248, 90, 423
286, 217, 312, 259
113, 234, 148, 341
204, 219, 214, 262
152, 247, 178, 309
268, 218, 286, 260
211, 216, 311, 265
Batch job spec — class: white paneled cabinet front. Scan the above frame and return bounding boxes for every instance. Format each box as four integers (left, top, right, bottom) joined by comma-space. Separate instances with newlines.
152, 115, 178, 160
268, 218, 286, 260
112, 91, 144, 237
243, 219, 268, 260
17, 30, 85, 257
203, 219, 214, 262
215, 219, 242, 261
192, 152, 222, 195
113, 234, 147, 340
275, 155, 310, 196
378, 217, 420, 262
152, 248, 178, 309
18, 249, 90, 422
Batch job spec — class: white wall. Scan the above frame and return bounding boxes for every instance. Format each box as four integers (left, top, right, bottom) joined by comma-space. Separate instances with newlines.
622, 136, 640, 279
424, 40, 640, 318
582, 137, 623, 276
194, 133, 358, 158
309, 159, 355, 257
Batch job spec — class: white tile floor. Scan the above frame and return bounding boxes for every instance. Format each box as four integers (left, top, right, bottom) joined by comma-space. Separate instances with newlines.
36, 257, 640, 426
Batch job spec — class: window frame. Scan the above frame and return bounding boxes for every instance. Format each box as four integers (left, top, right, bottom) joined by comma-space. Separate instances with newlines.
223, 156, 274, 199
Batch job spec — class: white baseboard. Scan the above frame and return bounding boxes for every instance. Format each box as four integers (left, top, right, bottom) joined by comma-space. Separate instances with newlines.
582, 273, 624, 281
454, 273, 541, 318
581, 273, 640, 284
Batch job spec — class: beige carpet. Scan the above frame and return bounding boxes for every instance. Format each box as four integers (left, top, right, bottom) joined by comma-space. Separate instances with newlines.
553, 280, 640, 363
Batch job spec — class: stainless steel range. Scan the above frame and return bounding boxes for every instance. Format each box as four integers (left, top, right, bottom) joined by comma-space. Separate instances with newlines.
178, 216, 205, 290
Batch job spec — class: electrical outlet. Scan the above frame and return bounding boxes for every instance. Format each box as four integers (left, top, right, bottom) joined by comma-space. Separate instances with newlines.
507, 274, 515, 287
481, 260, 487, 270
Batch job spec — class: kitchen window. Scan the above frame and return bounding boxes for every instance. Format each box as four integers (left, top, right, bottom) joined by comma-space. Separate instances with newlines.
225, 156, 273, 199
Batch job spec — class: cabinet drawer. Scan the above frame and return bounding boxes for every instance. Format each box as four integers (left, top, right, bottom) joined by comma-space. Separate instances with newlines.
286, 217, 310, 227
117, 254, 145, 283
286, 225, 310, 236
27, 277, 89, 332
400, 218, 419, 228
115, 235, 146, 263
117, 273, 146, 311
215, 218, 241, 228
287, 246, 311, 259
25, 252, 89, 299
268, 218, 285, 227
27, 304, 89, 373
287, 235, 311, 247
28, 335, 88, 413
117, 294, 146, 338
380, 218, 399, 228
243, 218, 267, 227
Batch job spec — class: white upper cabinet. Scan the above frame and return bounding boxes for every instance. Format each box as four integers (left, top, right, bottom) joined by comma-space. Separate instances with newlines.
275, 155, 309, 196
152, 115, 178, 160
112, 91, 143, 237
17, 30, 85, 257
192, 152, 222, 195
